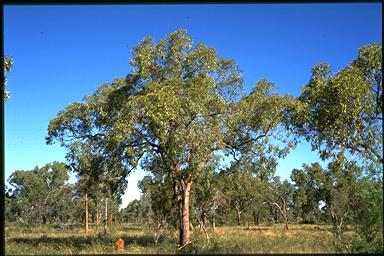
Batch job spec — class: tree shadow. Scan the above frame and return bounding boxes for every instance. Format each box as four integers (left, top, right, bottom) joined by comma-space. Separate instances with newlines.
120, 226, 144, 232
243, 227, 271, 231
10, 230, 174, 251
10, 235, 97, 249
120, 235, 155, 247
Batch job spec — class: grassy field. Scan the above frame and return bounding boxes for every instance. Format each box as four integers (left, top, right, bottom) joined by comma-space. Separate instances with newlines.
4, 223, 348, 254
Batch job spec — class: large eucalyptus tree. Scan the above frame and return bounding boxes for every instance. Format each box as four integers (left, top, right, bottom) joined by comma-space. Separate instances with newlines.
47, 29, 295, 247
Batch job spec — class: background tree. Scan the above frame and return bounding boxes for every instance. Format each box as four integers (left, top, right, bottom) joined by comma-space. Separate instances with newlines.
222, 79, 296, 227
287, 43, 383, 252
190, 160, 222, 240
5, 184, 18, 223
120, 199, 144, 224
219, 168, 254, 226
66, 140, 128, 234
290, 163, 326, 224
322, 154, 363, 253
351, 176, 383, 253
67, 142, 103, 234
138, 169, 176, 244
249, 180, 269, 226
263, 177, 294, 230
6, 162, 71, 224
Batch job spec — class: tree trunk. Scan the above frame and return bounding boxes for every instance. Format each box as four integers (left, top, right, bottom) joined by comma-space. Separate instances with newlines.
212, 215, 216, 233
180, 180, 192, 248
235, 206, 241, 226
104, 197, 108, 234
283, 215, 289, 231
18, 210, 24, 224
96, 198, 99, 230
85, 193, 89, 235
264, 200, 289, 231
174, 176, 193, 249
277, 206, 289, 231
273, 207, 277, 223
283, 213, 289, 231
175, 181, 184, 246
256, 212, 260, 226
198, 213, 203, 231
108, 200, 112, 227
189, 222, 194, 231
199, 212, 209, 241
331, 207, 351, 253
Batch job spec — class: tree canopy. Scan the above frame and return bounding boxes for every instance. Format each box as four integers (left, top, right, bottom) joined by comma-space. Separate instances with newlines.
289, 43, 382, 164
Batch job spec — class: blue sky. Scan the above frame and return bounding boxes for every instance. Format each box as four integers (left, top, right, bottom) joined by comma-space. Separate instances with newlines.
4, 4, 382, 208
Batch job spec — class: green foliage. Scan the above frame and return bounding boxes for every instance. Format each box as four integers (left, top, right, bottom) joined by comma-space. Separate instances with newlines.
323, 157, 383, 253
218, 169, 254, 224
138, 172, 176, 227
266, 178, 295, 224
47, 29, 245, 189
350, 177, 383, 253
290, 156, 383, 253
6, 162, 73, 224
291, 163, 326, 223
287, 43, 383, 252
289, 43, 382, 164
191, 163, 225, 226
224, 79, 296, 169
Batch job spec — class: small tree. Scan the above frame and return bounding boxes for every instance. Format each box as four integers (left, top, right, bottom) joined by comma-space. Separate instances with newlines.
219, 168, 254, 226
191, 161, 223, 240
322, 154, 362, 253
264, 177, 293, 231
290, 163, 326, 224
138, 170, 175, 244
351, 177, 383, 253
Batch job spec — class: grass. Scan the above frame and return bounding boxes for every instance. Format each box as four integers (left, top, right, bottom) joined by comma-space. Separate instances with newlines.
5, 223, 346, 254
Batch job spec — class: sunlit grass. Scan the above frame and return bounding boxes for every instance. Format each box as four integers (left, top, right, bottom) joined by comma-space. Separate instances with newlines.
5, 223, 344, 254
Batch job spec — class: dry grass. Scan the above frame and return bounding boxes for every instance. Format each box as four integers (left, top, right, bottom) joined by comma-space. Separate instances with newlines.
196, 224, 341, 254
5, 223, 344, 254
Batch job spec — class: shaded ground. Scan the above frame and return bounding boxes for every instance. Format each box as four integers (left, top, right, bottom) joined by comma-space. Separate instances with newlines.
5, 223, 344, 254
